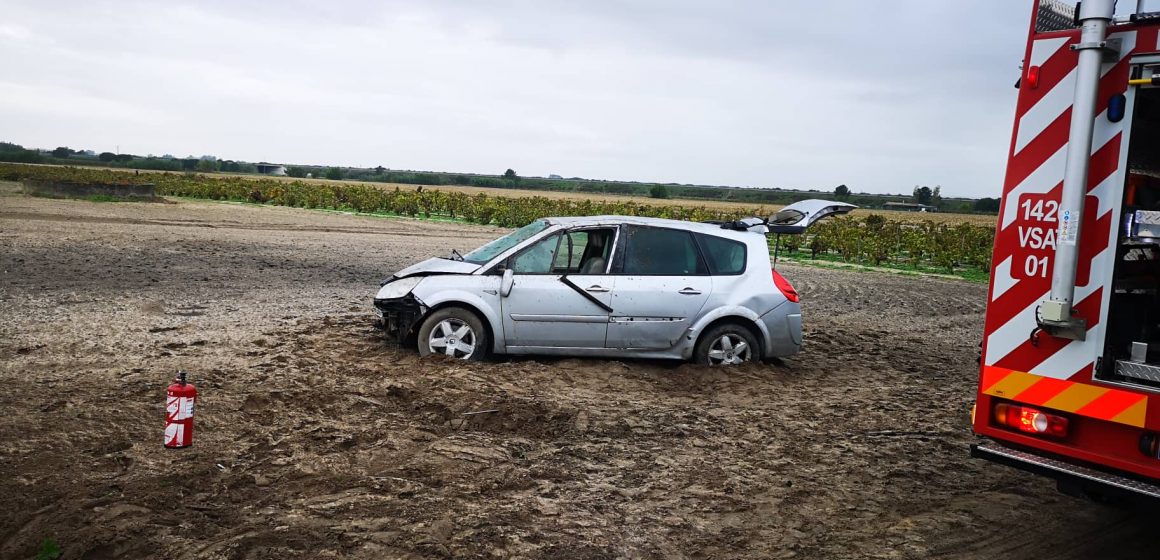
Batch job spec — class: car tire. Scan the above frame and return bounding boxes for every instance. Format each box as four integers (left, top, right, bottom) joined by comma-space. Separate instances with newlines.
694, 323, 759, 366
417, 307, 489, 361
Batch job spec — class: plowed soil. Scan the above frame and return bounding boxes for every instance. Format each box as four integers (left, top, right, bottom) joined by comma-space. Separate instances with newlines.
0, 183, 1152, 559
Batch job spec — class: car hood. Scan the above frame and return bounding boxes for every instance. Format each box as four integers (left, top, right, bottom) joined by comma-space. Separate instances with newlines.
391, 257, 480, 279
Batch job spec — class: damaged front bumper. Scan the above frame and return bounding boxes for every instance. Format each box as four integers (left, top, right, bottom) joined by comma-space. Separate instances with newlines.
373, 294, 426, 342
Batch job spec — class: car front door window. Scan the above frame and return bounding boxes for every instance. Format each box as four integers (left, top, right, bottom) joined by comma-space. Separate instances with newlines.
554, 231, 589, 272
501, 229, 615, 348
510, 233, 560, 274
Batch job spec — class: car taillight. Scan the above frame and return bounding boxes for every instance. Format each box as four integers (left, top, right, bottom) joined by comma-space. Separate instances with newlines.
772, 269, 799, 303
993, 403, 1069, 438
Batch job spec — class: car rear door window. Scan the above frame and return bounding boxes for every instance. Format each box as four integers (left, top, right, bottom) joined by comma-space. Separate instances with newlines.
695, 233, 747, 275
622, 227, 707, 275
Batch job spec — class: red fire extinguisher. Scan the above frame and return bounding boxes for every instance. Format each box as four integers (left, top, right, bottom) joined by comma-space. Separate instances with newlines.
164, 371, 197, 448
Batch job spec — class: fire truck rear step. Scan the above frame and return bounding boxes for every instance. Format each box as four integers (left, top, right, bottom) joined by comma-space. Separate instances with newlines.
972, 441, 1160, 501
1116, 360, 1160, 384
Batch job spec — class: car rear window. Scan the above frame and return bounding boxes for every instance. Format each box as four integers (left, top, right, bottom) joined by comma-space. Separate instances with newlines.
622, 227, 707, 275
695, 233, 747, 275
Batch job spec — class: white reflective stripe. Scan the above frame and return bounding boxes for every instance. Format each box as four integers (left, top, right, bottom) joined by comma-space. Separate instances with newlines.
988, 215, 1116, 369
1026, 249, 1109, 377
166, 396, 194, 421
1030, 37, 1069, 68
1106, 32, 1136, 71
1027, 339, 1090, 379
1091, 108, 1123, 159
988, 31, 1134, 375
984, 293, 1048, 365
1012, 31, 1132, 157
1002, 145, 1068, 230
164, 422, 185, 446
1028, 329, 1100, 379
1028, 274, 1105, 378
1015, 68, 1077, 154
1087, 165, 1120, 224
989, 247, 1109, 374
1000, 121, 1123, 233
991, 256, 1018, 301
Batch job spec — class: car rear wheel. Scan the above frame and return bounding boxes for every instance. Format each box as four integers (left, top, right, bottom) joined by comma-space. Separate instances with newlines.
417, 307, 488, 361
695, 324, 758, 366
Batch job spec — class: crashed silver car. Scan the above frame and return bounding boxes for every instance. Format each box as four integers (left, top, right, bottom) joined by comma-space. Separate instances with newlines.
373, 199, 855, 365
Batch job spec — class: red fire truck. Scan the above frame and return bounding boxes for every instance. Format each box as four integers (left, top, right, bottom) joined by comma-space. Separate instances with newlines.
972, 0, 1160, 503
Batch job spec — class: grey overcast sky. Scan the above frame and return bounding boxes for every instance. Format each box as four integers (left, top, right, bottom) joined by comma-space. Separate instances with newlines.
0, 1, 1123, 197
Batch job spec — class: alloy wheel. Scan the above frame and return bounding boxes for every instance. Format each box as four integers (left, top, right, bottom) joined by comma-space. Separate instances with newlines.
707, 334, 751, 365
428, 319, 476, 359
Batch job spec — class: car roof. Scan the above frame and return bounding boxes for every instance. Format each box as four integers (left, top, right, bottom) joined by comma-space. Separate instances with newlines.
542, 215, 757, 239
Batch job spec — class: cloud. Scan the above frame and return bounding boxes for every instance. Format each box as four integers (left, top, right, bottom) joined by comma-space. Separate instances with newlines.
0, 0, 1036, 196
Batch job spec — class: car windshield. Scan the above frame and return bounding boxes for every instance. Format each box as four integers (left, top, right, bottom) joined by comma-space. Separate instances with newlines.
462, 219, 550, 264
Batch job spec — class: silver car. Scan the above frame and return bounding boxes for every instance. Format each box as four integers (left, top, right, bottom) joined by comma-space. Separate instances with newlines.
373, 199, 854, 365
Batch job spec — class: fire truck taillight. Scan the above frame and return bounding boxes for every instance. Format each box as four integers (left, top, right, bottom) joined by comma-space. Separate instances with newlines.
993, 403, 1069, 438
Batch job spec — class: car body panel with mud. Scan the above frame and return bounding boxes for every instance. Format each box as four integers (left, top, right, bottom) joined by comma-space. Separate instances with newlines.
374, 200, 854, 364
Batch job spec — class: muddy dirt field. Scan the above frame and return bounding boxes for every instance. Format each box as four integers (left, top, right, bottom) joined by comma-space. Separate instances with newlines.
0, 184, 1153, 559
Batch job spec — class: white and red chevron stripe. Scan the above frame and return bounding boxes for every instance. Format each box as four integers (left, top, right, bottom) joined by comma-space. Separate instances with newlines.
982, 21, 1160, 412
971, 0, 1160, 486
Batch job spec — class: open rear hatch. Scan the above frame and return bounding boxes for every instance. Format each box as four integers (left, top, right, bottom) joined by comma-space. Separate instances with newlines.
713, 199, 857, 234
759, 199, 858, 266
767, 199, 858, 234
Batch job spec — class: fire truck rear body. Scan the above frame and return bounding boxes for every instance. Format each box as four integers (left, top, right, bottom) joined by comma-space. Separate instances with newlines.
973, 0, 1160, 502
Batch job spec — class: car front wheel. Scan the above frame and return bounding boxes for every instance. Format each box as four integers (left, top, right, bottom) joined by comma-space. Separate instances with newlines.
417, 307, 488, 361
695, 324, 758, 366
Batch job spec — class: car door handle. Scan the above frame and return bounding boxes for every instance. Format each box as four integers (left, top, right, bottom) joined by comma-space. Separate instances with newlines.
585, 285, 610, 293
678, 287, 702, 295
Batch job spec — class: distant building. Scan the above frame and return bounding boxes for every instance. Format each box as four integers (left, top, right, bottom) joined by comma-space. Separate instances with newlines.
548, 174, 563, 179
883, 202, 938, 212
256, 163, 286, 176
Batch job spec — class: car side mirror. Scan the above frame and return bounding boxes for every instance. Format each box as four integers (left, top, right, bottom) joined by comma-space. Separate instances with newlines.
500, 268, 514, 297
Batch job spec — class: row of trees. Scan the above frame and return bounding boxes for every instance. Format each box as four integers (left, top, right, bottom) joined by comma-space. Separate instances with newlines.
2, 139, 999, 214
0, 142, 46, 163
835, 183, 954, 209
835, 183, 1001, 215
